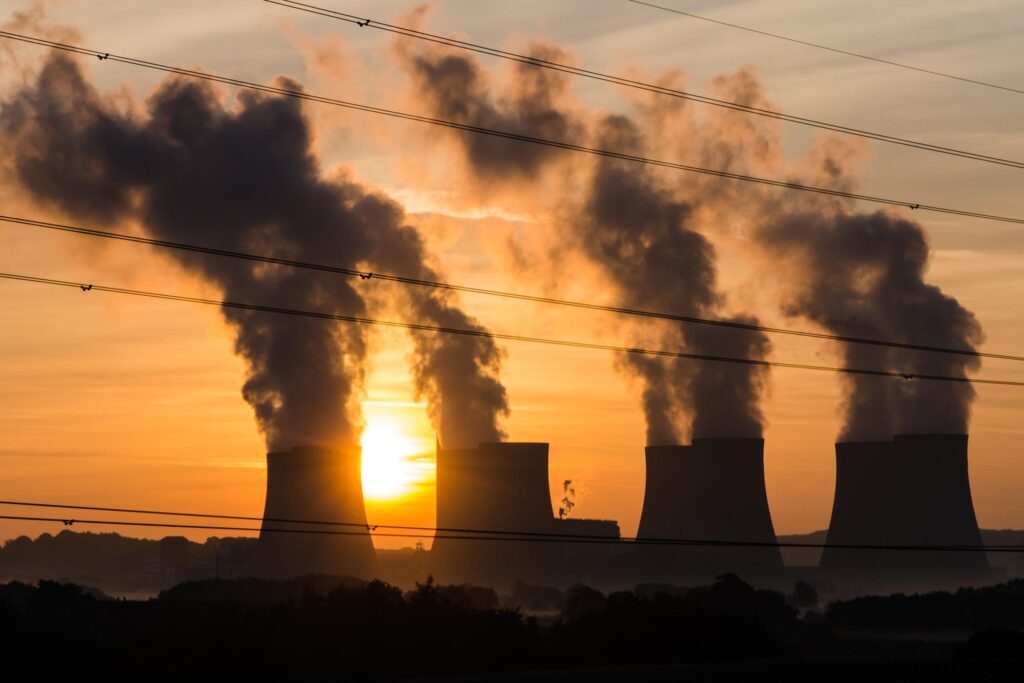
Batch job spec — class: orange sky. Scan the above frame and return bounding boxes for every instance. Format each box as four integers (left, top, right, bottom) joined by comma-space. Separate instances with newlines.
1, 1, 1023, 549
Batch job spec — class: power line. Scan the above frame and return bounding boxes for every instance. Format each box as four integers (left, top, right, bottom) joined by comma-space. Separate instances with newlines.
628, 0, 1024, 97
1, 30, 1022, 227
0, 498, 599, 541
0, 512, 599, 546
5, 212, 1020, 363
264, 0, 1024, 171
0, 503, 1020, 553
5, 498, 1018, 553
3, 270, 1022, 387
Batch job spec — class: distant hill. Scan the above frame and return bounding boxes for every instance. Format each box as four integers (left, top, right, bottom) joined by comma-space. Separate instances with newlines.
0, 530, 427, 595
0, 530, 257, 595
3, 528, 1020, 596
776, 530, 1024, 573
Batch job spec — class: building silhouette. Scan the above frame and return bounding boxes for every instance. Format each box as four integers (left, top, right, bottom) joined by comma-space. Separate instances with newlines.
257, 445, 376, 579
637, 438, 782, 582
821, 434, 988, 587
432, 442, 566, 587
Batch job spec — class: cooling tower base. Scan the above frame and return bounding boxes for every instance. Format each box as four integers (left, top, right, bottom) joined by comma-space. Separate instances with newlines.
636, 438, 782, 584
431, 442, 566, 588
821, 434, 988, 589
257, 445, 377, 580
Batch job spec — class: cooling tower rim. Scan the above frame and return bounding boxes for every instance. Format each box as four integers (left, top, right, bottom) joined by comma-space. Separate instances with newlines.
834, 440, 896, 448
835, 434, 969, 446
556, 517, 620, 525
645, 438, 766, 451
267, 444, 362, 457
690, 437, 765, 445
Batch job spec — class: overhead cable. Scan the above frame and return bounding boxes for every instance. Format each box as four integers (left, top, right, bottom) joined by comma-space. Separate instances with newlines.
2, 271, 1021, 387
1, 503, 1020, 553
264, 0, 1024, 170
1, 30, 1022, 226
4, 213, 1020, 362
628, 0, 1024, 97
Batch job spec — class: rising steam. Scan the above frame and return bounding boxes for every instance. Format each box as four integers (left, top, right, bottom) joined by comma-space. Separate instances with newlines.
0, 52, 508, 450
757, 200, 982, 439
396, 33, 771, 445
393, 10, 982, 442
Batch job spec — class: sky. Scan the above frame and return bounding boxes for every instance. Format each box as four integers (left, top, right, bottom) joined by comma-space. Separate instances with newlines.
0, 0, 1022, 549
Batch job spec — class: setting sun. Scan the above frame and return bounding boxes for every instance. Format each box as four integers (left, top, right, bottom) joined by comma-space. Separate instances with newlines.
360, 418, 431, 502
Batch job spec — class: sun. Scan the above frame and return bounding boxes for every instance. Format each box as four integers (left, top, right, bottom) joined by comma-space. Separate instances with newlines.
360, 418, 425, 501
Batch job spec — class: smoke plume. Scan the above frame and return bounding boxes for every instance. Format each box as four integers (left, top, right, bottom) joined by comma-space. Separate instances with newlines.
0, 52, 507, 450
757, 198, 982, 439
394, 12, 983, 442
396, 36, 771, 445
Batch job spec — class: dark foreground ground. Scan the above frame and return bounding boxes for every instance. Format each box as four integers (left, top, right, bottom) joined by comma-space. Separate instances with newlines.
1, 574, 1023, 681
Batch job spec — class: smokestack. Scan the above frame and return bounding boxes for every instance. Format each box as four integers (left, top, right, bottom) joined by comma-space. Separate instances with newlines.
432, 442, 565, 587
257, 445, 376, 579
821, 435, 987, 585
637, 438, 782, 582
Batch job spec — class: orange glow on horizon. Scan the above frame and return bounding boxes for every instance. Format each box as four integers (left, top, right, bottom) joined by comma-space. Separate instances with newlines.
360, 412, 434, 503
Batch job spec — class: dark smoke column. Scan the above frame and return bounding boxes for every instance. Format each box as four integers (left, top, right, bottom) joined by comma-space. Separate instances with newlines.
1, 52, 509, 577
395, 36, 779, 581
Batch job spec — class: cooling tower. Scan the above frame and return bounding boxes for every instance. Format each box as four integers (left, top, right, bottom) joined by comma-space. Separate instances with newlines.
432, 442, 566, 587
821, 434, 987, 585
257, 445, 377, 580
636, 438, 782, 582
819, 441, 899, 575
430, 445, 483, 577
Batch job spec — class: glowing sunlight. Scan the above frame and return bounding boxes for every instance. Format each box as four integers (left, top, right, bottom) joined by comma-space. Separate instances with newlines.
360, 417, 430, 502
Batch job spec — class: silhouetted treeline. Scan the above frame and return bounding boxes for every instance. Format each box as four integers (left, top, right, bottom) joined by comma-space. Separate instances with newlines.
549, 574, 791, 667
6, 574, 1024, 680
0, 574, 790, 681
827, 579, 1024, 630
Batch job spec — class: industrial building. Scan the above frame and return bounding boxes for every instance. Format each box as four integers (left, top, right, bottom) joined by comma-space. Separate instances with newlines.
821, 434, 988, 587
431, 441, 566, 587
248, 429, 991, 592
637, 438, 782, 582
256, 444, 377, 580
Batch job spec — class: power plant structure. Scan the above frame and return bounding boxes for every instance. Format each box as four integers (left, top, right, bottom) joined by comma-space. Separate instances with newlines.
821, 434, 988, 587
431, 441, 566, 588
247, 431, 991, 592
256, 445, 377, 580
637, 438, 783, 582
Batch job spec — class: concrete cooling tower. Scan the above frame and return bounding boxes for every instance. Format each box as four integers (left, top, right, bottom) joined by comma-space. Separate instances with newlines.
257, 445, 377, 580
819, 440, 899, 576
821, 434, 987, 586
432, 442, 566, 588
636, 438, 782, 582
